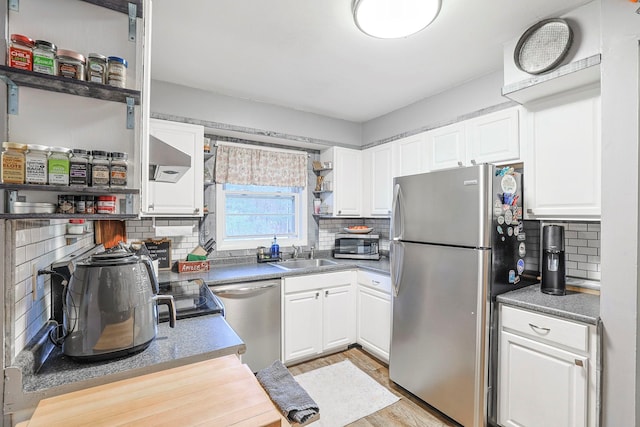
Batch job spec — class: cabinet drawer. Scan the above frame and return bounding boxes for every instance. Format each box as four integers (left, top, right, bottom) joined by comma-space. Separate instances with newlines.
284, 270, 354, 294
501, 305, 589, 353
357, 270, 391, 294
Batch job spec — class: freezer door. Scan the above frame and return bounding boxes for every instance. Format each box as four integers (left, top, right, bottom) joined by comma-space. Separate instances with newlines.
392, 164, 493, 248
389, 242, 490, 427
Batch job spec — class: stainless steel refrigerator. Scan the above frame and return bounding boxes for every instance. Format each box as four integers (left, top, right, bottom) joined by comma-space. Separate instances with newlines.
389, 164, 535, 427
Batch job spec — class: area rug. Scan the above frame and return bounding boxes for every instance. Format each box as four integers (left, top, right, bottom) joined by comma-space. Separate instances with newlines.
294, 360, 399, 426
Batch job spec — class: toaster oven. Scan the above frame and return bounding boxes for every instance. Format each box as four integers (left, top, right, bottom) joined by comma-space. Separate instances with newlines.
334, 233, 380, 260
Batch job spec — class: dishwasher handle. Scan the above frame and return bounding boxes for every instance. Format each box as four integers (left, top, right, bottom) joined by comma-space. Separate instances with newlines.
211, 282, 279, 296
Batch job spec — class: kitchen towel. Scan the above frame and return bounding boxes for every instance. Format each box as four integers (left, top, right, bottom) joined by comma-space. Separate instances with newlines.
256, 360, 320, 424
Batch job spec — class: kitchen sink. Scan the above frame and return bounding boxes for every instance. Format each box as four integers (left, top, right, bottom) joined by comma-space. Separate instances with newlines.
270, 258, 338, 270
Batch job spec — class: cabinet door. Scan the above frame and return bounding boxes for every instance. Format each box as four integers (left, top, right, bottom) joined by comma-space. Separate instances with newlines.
467, 108, 520, 165
426, 123, 467, 171
393, 133, 428, 177
357, 285, 391, 362
283, 290, 322, 362
524, 88, 601, 219
144, 119, 204, 216
322, 284, 356, 351
366, 144, 393, 216
333, 147, 362, 216
499, 331, 588, 427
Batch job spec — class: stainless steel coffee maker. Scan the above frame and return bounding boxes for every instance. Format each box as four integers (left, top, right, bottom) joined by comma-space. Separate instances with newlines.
541, 225, 566, 295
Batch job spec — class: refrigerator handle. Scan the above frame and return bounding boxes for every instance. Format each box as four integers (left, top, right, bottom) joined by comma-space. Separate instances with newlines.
391, 183, 404, 241
389, 240, 404, 298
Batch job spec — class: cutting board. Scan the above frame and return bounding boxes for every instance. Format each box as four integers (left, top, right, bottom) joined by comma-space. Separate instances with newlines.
24, 355, 288, 427
94, 220, 127, 249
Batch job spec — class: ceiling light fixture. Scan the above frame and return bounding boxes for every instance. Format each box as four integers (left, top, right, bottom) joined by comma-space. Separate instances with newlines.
352, 0, 441, 39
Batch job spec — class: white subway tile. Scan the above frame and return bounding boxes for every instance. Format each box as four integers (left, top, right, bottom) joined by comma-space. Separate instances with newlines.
577, 231, 598, 240
567, 239, 588, 247
567, 254, 587, 262
566, 223, 588, 231
587, 223, 601, 232
587, 271, 601, 280
588, 255, 601, 264
577, 262, 598, 271
578, 247, 598, 256
564, 231, 578, 239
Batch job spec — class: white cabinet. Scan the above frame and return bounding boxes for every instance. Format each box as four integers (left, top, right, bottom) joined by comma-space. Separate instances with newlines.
356, 270, 391, 362
427, 107, 520, 171
498, 305, 597, 427
523, 87, 601, 219
283, 271, 356, 363
392, 133, 429, 177
320, 147, 362, 216
362, 144, 393, 217
142, 119, 204, 217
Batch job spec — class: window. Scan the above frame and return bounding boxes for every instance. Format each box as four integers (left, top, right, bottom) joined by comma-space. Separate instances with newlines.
216, 183, 308, 250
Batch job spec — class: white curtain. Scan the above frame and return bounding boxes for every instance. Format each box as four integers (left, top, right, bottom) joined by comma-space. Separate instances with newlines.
214, 144, 307, 187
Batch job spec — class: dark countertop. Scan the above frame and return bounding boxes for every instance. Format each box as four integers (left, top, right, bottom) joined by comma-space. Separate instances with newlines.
5, 315, 245, 414
497, 284, 600, 325
158, 257, 391, 285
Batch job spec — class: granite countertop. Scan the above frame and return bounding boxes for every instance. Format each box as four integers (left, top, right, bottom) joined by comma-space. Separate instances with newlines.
5, 315, 245, 414
158, 257, 390, 285
497, 284, 600, 325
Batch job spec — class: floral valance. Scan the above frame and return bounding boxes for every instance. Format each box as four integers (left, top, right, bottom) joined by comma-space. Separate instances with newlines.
214, 144, 307, 188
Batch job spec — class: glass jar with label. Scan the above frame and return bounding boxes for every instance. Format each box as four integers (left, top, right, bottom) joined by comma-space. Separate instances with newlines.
56, 49, 86, 80
1, 142, 27, 184
25, 144, 49, 184
91, 150, 110, 187
8, 34, 34, 71
48, 147, 71, 185
110, 152, 128, 187
32, 40, 57, 75
107, 56, 127, 88
87, 53, 107, 84
69, 148, 90, 186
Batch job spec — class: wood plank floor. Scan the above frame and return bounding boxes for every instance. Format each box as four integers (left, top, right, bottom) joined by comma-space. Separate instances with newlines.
287, 347, 459, 427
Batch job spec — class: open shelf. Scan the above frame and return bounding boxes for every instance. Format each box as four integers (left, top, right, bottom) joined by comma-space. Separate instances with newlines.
0, 213, 136, 219
80, 0, 143, 17
0, 183, 139, 195
0, 65, 141, 105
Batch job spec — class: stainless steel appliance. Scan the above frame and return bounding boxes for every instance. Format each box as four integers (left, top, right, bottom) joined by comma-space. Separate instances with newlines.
334, 233, 380, 260
389, 164, 535, 427
541, 225, 566, 295
210, 280, 281, 372
62, 251, 176, 361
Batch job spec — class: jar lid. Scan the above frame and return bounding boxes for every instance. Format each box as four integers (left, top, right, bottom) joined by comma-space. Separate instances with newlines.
49, 146, 71, 154
2, 141, 27, 150
69, 219, 85, 224
108, 56, 128, 68
88, 53, 107, 61
26, 144, 50, 152
71, 148, 90, 155
10, 34, 34, 47
97, 195, 117, 201
110, 152, 128, 160
57, 49, 86, 63
91, 150, 109, 157
34, 40, 57, 51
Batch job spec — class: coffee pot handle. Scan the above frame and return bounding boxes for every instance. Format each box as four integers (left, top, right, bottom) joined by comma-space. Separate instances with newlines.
153, 295, 177, 328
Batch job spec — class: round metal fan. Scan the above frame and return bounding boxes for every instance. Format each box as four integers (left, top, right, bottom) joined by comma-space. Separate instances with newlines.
514, 18, 573, 75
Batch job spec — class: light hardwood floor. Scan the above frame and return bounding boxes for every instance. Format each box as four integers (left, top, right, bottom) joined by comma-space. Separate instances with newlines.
287, 347, 459, 427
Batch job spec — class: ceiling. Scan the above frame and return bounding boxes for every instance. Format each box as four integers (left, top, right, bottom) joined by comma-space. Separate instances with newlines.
150, 0, 593, 123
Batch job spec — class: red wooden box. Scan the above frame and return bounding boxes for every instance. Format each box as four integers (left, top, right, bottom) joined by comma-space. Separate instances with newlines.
177, 260, 210, 273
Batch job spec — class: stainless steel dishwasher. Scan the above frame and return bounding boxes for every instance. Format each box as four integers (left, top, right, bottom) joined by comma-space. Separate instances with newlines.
210, 279, 281, 372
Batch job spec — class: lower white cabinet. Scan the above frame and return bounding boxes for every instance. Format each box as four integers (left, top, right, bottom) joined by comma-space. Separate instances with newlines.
283, 271, 356, 363
498, 305, 597, 427
356, 270, 391, 362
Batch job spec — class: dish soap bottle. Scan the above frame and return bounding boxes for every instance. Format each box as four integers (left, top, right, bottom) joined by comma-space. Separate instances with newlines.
270, 235, 279, 259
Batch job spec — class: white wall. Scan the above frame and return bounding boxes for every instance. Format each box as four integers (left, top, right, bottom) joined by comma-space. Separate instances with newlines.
600, 1, 640, 424
150, 80, 362, 148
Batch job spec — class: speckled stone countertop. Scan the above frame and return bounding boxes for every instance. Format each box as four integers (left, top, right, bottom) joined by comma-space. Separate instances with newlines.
158, 257, 390, 285
5, 315, 245, 414
497, 284, 600, 325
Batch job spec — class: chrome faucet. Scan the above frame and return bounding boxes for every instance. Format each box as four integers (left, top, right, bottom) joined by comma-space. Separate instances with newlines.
292, 245, 301, 259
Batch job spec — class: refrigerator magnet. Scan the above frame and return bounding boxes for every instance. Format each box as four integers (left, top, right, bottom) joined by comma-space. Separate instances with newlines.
504, 209, 513, 225
507, 227, 514, 237
519, 242, 526, 257
497, 216, 505, 225
508, 270, 516, 283
517, 259, 525, 274
501, 175, 517, 193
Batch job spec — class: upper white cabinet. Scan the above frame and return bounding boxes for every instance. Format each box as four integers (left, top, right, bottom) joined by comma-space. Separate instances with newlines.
362, 143, 393, 217
142, 119, 204, 217
523, 86, 601, 219
426, 107, 521, 171
320, 147, 362, 216
392, 133, 429, 177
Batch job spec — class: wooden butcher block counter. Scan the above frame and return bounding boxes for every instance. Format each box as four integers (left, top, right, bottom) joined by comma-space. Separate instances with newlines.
22, 355, 289, 427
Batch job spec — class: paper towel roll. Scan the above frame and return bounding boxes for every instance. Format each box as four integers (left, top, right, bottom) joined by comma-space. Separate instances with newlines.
154, 225, 193, 237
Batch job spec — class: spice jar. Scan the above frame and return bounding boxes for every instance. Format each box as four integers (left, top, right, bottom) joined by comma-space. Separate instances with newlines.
67, 219, 85, 235
48, 147, 71, 185
1, 142, 27, 184
32, 40, 57, 75
87, 53, 107, 84
85, 195, 95, 214
109, 152, 128, 187
57, 194, 74, 214
25, 144, 49, 184
8, 34, 34, 71
69, 148, 90, 186
107, 56, 127, 88
91, 150, 110, 187
56, 49, 86, 80
97, 195, 117, 214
